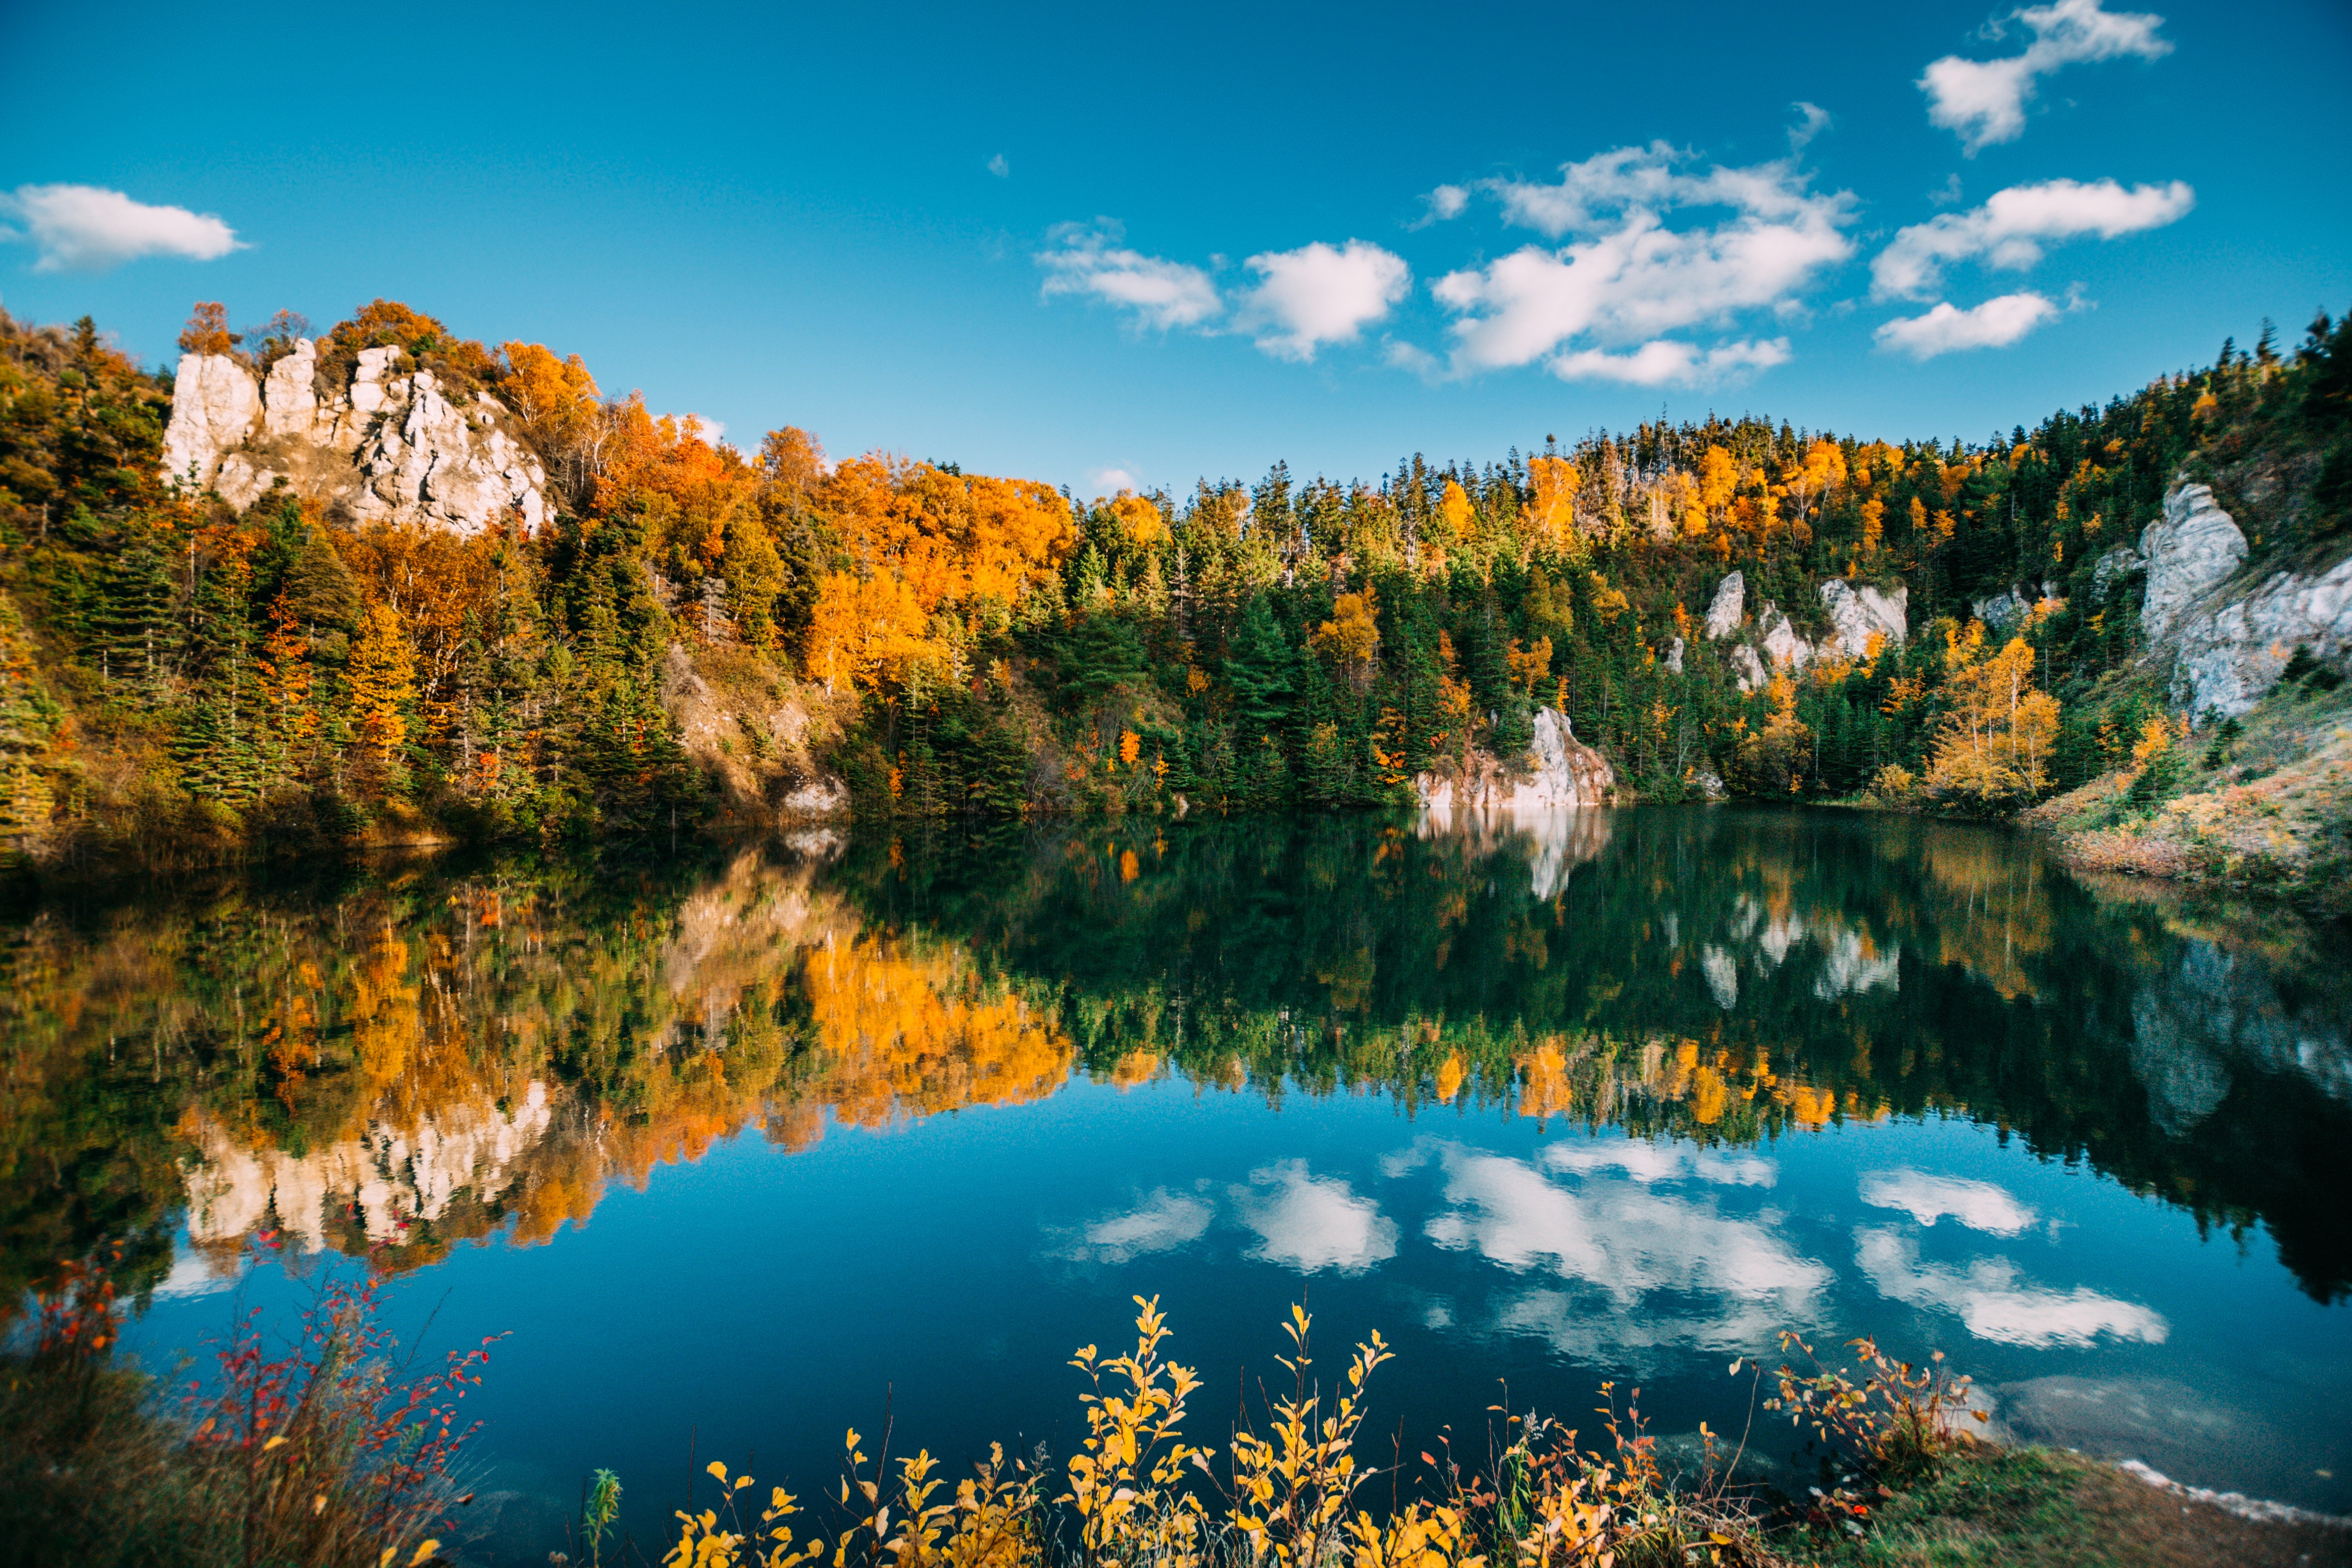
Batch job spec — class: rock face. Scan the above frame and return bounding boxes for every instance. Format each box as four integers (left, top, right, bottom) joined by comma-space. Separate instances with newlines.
1818, 579, 1908, 657
1662, 634, 1685, 674
1414, 708, 1613, 817
1704, 572, 1745, 639
2140, 484, 2247, 645
1973, 586, 2032, 633
1727, 580, 1908, 690
2139, 480, 2352, 716
160, 342, 549, 536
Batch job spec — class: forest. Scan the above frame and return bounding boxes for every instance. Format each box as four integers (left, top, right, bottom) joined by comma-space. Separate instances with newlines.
1, 297, 2347, 864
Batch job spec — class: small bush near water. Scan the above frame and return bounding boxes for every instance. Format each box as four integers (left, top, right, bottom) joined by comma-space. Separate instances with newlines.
1, 1240, 493, 1568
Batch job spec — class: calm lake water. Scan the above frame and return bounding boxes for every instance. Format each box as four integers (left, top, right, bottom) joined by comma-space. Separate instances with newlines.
7, 806, 2350, 1559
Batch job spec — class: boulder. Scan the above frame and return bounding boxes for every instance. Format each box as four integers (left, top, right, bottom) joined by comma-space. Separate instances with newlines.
1973, 585, 2032, 633
1704, 572, 1744, 639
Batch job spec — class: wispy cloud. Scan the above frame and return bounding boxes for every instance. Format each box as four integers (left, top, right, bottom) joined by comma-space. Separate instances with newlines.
0, 183, 242, 272
1551, 336, 1790, 387
1412, 184, 1470, 228
1787, 101, 1832, 151
1430, 142, 1852, 381
1037, 220, 1220, 331
1919, 0, 2173, 152
1236, 239, 1410, 361
1872, 177, 2193, 299
1876, 292, 2060, 358
987, 153, 1009, 178
1089, 465, 1141, 495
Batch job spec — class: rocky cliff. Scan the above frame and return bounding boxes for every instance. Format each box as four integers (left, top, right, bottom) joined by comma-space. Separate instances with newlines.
1703, 570, 1910, 691
160, 340, 549, 535
1414, 707, 1615, 817
2125, 480, 2352, 716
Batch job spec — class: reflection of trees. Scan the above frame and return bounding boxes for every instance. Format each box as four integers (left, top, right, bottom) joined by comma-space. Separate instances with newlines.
840, 808, 2352, 1300
4, 806, 2348, 1307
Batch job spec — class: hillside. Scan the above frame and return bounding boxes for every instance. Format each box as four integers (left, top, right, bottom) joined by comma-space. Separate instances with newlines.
0, 298, 2346, 878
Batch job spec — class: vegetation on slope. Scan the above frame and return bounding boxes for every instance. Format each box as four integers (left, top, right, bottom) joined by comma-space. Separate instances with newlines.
2, 300, 2347, 870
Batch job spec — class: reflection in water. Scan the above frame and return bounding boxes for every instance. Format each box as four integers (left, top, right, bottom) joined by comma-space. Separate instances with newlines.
1851, 1228, 2170, 1348
4, 807, 2350, 1312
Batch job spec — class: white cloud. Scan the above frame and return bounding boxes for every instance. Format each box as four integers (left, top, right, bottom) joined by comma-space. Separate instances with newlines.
1037, 220, 1221, 331
0, 183, 242, 273
679, 414, 726, 446
987, 153, 1009, 178
1236, 239, 1409, 361
1858, 1169, 2037, 1235
1432, 143, 1853, 375
1872, 178, 2194, 299
1062, 1188, 1214, 1264
1415, 184, 1470, 227
1233, 1162, 1397, 1274
1089, 465, 1140, 495
1919, 0, 2173, 152
1550, 335, 1790, 386
1787, 102, 1833, 151
1876, 293, 2059, 358
1855, 1227, 2168, 1346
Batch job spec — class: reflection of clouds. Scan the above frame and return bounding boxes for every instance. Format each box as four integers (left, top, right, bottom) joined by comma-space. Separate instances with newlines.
154, 1244, 241, 1299
1854, 1228, 2168, 1347
1543, 1139, 1777, 1188
1058, 1187, 1214, 1263
1234, 1162, 1398, 1274
1426, 1148, 1826, 1348
1859, 1169, 2035, 1235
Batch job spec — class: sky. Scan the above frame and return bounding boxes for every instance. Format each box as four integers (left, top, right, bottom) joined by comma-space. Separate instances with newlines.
3, 0, 2348, 499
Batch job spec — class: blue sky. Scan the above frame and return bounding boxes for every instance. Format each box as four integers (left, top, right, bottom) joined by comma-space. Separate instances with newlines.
4, 0, 2347, 497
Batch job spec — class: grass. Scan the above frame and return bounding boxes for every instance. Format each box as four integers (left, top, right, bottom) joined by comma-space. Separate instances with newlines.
2023, 672, 2352, 912
1785, 1446, 2350, 1568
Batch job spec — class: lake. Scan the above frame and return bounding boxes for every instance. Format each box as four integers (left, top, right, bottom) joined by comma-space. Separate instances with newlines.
6, 805, 2349, 1560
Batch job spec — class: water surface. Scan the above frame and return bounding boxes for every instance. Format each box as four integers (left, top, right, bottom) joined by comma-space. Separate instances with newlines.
6, 806, 2348, 1558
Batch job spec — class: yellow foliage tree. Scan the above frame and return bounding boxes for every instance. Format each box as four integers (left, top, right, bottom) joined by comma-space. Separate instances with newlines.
346, 602, 417, 771
1923, 627, 2060, 805
1310, 587, 1382, 693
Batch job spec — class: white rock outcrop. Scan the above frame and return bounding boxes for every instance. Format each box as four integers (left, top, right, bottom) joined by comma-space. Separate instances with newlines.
2139, 484, 2247, 645
159, 355, 262, 483
160, 341, 549, 536
1663, 635, 1685, 674
1705, 572, 1745, 639
1726, 580, 1907, 691
1818, 579, 1908, 658
1414, 708, 1614, 817
2139, 480, 2352, 716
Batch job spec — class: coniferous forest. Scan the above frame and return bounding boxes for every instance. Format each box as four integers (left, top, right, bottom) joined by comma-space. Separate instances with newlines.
1, 298, 2347, 868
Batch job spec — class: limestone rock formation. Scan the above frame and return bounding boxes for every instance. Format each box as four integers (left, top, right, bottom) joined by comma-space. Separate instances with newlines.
1973, 586, 2032, 633
2139, 480, 2352, 715
1727, 580, 1907, 691
1662, 634, 1685, 674
1705, 572, 1745, 639
2140, 484, 2248, 644
1818, 579, 1908, 657
159, 341, 549, 536
1414, 707, 1613, 818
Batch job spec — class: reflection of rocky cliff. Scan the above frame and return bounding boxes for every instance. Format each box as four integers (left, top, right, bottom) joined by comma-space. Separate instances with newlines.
2128, 938, 2352, 1136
